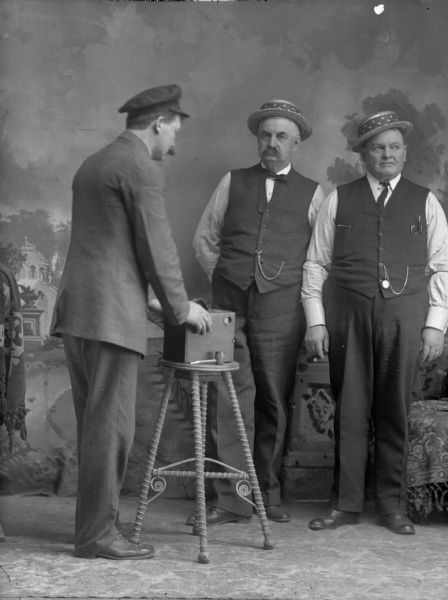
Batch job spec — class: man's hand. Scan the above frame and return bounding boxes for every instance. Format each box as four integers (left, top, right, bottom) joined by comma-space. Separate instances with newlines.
185, 301, 212, 335
420, 327, 445, 363
305, 325, 329, 360
148, 298, 162, 312
147, 298, 164, 328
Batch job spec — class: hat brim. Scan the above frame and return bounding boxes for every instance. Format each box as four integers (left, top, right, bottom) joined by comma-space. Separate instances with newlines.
169, 107, 190, 119
247, 109, 312, 141
352, 121, 413, 152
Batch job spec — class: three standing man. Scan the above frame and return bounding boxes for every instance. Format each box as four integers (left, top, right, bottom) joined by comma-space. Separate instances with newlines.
303, 111, 448, 535
53, 80, 448, 559
193, 100, 325, 524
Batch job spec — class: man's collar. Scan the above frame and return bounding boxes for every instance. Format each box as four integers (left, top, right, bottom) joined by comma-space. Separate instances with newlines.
261, 162, 292, 175
366, 171, 401, 191
124, 129, 152, 157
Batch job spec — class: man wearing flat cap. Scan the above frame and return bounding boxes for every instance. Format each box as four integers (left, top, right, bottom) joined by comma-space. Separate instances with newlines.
303, 110, 448, 535
51, 84, 211, 560
193, 99, 325, 524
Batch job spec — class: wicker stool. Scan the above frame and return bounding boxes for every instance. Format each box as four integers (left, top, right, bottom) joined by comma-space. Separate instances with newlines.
130, 359, 275, 563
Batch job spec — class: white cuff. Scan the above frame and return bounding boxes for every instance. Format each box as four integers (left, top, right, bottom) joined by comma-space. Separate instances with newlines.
302, 298, 326, 328
425, 305, 448, 333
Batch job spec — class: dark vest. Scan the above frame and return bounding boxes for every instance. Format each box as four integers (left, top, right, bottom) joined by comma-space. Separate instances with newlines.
329, 176, 428, 298
216, 163, 318, 293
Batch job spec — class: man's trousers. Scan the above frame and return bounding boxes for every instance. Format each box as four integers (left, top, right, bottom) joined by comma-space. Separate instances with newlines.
323, 281, 427, 516
207, 272, 306, 516
62, 335, 140, 556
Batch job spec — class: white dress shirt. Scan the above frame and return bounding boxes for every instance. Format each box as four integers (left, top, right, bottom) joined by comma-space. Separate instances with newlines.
193, 163, 327, 281
301, 172, 448, 332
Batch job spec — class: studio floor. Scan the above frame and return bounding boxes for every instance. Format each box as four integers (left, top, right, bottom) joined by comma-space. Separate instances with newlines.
0, 494, 447, 600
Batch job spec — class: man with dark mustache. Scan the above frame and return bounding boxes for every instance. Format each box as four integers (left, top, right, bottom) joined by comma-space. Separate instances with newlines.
303, 111, 448, 535
193, 99, 325, 524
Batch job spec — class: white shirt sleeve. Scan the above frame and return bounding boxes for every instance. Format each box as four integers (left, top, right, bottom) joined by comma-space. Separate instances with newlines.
301, 189, 338, 327
193, 172, 231, 281
308, 184, 327, 228
424, 191, 448, 332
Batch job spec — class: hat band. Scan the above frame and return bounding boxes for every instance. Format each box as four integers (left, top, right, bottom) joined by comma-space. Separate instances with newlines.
126, 100, 188, 117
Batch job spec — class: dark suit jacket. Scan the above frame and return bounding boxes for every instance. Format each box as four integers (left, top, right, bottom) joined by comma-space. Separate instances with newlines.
51, 131, 190, 355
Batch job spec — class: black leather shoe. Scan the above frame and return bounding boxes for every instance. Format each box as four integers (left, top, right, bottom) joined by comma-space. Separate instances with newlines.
379, 514, 415, 535
188, 506, 251, 526
309, 509, 359, 531
75, 534, 155, 560
265, 505, 291, 523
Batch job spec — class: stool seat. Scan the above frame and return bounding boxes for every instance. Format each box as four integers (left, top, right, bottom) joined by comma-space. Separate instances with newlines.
130, 359, 275, 563
160, 359, 240, 373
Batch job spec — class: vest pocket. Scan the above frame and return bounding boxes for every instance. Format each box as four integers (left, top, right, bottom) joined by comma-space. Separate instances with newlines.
336, 224, 352, 232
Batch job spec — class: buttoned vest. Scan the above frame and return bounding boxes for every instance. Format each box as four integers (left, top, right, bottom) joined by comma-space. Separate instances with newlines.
216, 164, 318, 293
329, 176, 428, 298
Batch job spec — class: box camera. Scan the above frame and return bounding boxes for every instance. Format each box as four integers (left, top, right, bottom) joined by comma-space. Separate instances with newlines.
163, 309, 235, 364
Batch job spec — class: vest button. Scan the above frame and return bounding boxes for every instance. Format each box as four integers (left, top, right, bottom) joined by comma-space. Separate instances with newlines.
381, 280, 390, 289
379, 232, 383, 237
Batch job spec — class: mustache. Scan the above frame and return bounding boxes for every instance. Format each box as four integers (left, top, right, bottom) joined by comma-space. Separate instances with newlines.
262, 149, 278, 156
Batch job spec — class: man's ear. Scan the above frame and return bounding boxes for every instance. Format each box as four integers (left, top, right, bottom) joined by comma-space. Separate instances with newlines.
153, 115, 165, 134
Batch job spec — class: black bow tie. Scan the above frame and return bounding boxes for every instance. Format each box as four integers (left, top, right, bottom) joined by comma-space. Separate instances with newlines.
265, 170, 288, 183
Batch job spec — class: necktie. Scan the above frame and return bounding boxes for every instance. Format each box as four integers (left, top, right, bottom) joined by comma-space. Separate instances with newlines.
266, 170, 288, 183
377, 181, 390, 211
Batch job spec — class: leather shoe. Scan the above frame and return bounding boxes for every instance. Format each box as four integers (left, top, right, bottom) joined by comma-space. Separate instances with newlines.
309, 509, 359, 531
265, 505, 291, 523
186, 506, 251, 526
379, 514, 415, 535
75, 534, 155, 560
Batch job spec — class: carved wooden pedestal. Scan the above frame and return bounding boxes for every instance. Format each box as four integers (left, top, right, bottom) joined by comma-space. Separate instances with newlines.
282, 359, 335, 501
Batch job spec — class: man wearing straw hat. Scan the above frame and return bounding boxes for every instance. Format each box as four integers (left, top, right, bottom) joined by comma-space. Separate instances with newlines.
193, 99, 325, 524
303, 110, 448, 535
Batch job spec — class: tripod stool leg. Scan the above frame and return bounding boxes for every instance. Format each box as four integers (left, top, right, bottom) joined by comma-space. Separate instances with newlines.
191, 371, 209, 564
193, 380, 208, 529
222, 371, 275, 550
200, 381, 208, 459
130, 368, 175, 544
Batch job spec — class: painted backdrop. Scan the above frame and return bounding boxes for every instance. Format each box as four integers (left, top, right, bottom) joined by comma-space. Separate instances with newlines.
1, 0, 447, 496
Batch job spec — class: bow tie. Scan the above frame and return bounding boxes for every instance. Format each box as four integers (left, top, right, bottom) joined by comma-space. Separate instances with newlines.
265, 170, 288, 183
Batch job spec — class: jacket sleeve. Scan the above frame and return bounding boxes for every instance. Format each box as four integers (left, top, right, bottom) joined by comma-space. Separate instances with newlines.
119, 156, 190, 326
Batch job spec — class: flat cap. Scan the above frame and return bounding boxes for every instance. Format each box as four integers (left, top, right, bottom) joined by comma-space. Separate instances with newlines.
118, 84, 189, 118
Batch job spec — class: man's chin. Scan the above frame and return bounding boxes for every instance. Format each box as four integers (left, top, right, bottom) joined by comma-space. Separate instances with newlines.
262, 157, 281, 170
376, 168, 400, 180
381, 166, 400, 179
